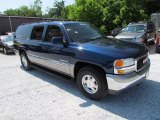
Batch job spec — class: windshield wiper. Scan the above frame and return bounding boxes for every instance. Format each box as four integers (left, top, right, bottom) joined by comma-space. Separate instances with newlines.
74, 36, 105, 44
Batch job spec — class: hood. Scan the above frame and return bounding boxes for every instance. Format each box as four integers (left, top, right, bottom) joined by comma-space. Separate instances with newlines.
115, 32, 145, 40
80, 37, 148, 59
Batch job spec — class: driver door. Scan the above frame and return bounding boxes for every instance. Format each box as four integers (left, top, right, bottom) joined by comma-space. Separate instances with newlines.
40, 25, 71, 75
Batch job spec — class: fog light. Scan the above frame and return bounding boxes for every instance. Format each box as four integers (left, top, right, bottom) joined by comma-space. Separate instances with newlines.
117, 70, 125, 74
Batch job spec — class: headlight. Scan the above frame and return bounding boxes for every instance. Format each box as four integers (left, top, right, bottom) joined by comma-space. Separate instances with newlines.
114, 58, 135, 67
114, 58, 135, 74
135, 38, 144, 43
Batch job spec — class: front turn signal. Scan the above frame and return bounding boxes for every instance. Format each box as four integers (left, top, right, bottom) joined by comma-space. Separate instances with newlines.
117, 70, 125, 74
114, 59, 124, 67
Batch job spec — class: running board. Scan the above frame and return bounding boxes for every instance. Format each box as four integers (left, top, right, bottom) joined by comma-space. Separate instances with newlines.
30, 64, 73, 81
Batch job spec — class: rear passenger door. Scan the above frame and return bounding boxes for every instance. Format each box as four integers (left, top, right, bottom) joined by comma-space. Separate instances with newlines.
39, 25, 70, 75
27, 25, 45, 65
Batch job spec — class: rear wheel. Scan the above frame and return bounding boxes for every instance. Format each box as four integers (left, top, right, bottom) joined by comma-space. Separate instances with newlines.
20, 52, 31, 70
76, 66, 108, 100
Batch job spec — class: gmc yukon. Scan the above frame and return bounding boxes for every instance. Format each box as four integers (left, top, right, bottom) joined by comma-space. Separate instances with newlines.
14, 21, 150, 100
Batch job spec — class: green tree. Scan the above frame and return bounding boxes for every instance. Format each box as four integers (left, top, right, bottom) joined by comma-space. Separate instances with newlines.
67, 0, 149, 33
68, 0, 104, 28
3, 0, 42, 17
31, 0, 42, 17
4, 6, 37, 17
3, 9, 18, 16
99, 0, 148, 32
47, 0, 65, 18
118, 0, 148, 26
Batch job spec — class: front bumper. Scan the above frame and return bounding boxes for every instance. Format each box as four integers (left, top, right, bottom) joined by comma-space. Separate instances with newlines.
106, 60, 150, 94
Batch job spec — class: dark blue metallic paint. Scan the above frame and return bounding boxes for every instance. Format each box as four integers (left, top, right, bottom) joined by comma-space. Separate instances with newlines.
14, 21, 148, 77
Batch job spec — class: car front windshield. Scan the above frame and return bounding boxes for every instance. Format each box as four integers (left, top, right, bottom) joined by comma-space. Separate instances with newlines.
64, 23, 103, 43
2, 36, 14, 42
124, 25, 146, 33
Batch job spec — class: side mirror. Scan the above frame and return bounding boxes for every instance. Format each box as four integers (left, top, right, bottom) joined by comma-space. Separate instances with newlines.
63, 38, 69, 48
51, 37, 69, 47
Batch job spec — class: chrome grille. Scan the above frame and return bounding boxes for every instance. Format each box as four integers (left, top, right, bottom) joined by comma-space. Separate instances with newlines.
135, 54, 148, 72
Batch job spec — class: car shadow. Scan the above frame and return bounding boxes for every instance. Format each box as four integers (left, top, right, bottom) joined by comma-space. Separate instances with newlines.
0, 51, 16, 55
20, 66, 160, 119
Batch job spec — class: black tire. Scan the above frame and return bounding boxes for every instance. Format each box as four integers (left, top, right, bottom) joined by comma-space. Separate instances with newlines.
76, 66, 108, 100
3, 47, 8, 55
20, 52, 31, 70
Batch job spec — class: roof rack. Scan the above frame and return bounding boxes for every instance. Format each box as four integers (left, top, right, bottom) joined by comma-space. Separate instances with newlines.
21, 21, 46, 25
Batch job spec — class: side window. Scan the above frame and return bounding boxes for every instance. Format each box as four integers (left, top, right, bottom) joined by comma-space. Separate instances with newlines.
31, 26, 44, 40
16, 25, 32, 39
45, 25, 63, 44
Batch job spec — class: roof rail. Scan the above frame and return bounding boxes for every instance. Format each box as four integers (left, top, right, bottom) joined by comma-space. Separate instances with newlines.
21, 21, 46, 25
20, 20, 68, 25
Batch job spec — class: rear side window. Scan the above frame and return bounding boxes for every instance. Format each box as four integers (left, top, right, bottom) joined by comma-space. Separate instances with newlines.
16, 25, 32, 39
31, 26, 44, 40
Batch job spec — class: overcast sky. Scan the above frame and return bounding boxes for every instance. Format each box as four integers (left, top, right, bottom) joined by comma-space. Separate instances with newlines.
0, 0, 75, 13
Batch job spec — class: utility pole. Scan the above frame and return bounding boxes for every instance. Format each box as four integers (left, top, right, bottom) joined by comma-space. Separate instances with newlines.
8, 17, 13, 32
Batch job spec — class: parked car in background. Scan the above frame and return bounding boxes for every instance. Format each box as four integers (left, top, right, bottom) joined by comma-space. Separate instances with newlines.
111, 27, 123, 37
6, 32, 15, 35
14, 21, 150, 100
0, 35, 15, 54
115, 21, 156, 45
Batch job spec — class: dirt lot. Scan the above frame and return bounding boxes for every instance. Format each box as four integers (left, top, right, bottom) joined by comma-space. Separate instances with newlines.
0, 47, 159, 120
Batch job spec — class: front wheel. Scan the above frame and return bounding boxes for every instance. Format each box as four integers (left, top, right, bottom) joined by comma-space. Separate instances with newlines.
76, 66, 108, 100
20, 52, 31, 70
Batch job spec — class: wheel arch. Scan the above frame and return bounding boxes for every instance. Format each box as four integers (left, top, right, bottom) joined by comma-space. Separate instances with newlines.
18, 48, 27, 55
73, 61, 106, 79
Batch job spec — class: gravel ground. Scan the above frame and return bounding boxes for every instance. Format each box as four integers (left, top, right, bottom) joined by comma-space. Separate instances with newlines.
0, 51, 160, 120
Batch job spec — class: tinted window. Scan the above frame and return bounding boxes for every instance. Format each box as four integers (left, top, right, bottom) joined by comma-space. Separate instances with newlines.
64, 23, 103, 43
16, 25, 32, 39
45, 25, 63, 44
31, 26, 44, 40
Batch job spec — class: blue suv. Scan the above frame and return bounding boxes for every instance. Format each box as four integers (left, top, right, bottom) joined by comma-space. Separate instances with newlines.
14, 21, 150, 100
